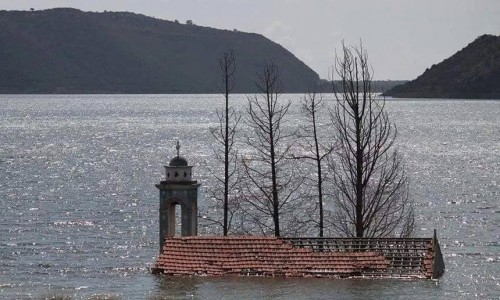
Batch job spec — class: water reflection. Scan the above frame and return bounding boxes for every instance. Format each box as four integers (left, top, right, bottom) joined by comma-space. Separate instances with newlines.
152, 276, 200, 299
151, 276, 441, 300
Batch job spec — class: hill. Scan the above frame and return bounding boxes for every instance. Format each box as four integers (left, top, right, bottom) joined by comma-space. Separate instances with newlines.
384, 34, 500, 99
0, 8, 319, 94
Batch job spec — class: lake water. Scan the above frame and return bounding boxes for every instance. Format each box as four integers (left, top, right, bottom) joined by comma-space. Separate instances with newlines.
0, 95, 498, 299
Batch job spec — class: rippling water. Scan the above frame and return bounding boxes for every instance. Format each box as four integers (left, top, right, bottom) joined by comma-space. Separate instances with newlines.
0, 95, 498, 299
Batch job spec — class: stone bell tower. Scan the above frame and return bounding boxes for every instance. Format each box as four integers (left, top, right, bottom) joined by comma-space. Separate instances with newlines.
155, 141, 200, 252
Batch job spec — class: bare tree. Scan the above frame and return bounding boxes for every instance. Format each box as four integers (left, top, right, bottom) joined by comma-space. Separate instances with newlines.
242, 62, 304, 237
293, 90, 335, 237
204, 50, 242, 235
329, 42, 414, 238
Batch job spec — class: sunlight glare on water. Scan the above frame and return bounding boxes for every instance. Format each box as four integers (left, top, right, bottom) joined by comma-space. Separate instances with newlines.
0, 95, 498, 299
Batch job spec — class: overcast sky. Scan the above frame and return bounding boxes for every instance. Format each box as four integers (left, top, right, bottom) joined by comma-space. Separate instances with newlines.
1, 0, 498, 79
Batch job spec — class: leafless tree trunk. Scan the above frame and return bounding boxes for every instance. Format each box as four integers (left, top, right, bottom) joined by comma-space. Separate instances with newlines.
293, 90, 334, 237
242, 62, 304, 237
329, 42, 414, 238
204, 50, 242, 235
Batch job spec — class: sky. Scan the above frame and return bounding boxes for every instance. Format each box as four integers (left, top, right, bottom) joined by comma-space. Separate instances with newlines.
1, 0, 498, 80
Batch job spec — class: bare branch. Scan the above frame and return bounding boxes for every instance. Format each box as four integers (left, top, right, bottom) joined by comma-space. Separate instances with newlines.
203, 50, 242, 236
242, 62, 305, 237
328, 41, 415, 238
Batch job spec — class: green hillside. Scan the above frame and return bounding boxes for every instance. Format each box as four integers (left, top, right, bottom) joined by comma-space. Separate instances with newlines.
0, 8, 320, 93
384, 34, 500, 99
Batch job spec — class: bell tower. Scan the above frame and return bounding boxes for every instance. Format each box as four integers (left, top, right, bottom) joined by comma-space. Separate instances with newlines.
155, 142, 201, 252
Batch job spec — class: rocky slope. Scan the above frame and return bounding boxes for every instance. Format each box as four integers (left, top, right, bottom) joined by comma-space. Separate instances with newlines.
384, 35, 500, 99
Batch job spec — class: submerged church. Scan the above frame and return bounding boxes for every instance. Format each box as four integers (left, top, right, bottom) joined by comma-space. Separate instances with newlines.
152, 144, 445, 279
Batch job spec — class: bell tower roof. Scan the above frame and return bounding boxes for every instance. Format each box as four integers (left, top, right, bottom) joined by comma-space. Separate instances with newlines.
168, 141, 189, 166
169, 156, 188, 166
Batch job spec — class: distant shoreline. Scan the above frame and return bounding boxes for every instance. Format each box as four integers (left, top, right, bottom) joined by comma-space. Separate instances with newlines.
1, 93, 498, 101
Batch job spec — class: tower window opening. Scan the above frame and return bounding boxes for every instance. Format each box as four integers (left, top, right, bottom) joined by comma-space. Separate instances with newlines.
174, 204, 182, 236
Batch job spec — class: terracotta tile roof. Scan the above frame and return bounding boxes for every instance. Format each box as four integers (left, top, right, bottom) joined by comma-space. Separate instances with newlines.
153, 236, 440, 278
